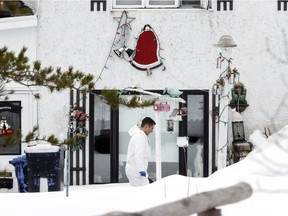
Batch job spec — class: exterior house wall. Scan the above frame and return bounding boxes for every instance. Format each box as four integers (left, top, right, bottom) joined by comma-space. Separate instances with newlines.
35, 0, 288, 178
0, 15, 38, 192
37, 1, 288, 135
2, 0, 288, 190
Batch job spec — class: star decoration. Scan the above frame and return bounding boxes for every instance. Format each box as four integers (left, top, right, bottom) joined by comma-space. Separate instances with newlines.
113, 10, 135, 31
113, 11, 135, 46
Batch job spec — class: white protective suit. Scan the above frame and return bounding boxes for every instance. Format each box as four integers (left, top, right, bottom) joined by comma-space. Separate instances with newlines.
125, 125, 151, 186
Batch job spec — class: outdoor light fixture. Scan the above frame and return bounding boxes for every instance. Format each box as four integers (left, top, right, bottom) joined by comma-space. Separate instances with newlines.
214, 35, 237, 58
214, 35, 237, 48
114, 46, 134, 58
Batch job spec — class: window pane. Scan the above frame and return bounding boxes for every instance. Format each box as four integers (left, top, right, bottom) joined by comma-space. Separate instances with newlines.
148, 0, 176, 5
187, 95, 204, 177
93, 96, 111, 183
115, 0, 142, 5
182, 0, 200, 5
118, 95, 179, 183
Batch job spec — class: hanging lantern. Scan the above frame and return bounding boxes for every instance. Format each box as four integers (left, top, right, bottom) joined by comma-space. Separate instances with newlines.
166, 119, 174, 133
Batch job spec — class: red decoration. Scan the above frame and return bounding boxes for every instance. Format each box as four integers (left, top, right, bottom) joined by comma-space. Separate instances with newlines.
131, 25, 162, 74
153, 102, 170, 112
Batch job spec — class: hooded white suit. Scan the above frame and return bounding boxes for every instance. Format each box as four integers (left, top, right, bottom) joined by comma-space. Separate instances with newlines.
125, 125, 151, 186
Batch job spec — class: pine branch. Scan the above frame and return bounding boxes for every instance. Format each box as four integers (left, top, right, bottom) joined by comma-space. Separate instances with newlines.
0, 46, 95, 98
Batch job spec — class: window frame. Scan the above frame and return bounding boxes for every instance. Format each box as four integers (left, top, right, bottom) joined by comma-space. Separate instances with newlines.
112, 0, 212, 9
89, 89, 210, 184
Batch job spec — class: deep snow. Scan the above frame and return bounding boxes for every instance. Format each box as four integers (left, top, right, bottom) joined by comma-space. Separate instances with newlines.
2, 124, 288, 216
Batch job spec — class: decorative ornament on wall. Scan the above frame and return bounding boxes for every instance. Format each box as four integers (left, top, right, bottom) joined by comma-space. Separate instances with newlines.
113, 23, 165, 76
113, 11, 135, 57
69, 106, 89, 151
163, 87, 183, 98
153, 102, 170, 112
129, 24, 163, 76
229, 82, 249, 112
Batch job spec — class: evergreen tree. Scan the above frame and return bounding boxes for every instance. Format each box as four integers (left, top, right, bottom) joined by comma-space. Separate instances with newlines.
0, 46, 95, 146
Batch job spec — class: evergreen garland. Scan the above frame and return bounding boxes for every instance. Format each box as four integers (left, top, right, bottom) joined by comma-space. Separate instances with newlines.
100, 89, 157, 110
0, 46, 95, 99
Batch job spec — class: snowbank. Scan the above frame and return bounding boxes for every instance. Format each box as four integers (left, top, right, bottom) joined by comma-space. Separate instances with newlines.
2, 125, 288, 216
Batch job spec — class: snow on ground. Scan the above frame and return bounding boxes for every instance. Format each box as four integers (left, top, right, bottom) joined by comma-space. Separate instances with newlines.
2, 125, 288, 216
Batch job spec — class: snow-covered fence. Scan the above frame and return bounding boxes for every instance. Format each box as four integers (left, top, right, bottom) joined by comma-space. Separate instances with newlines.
102, 182, 252, 216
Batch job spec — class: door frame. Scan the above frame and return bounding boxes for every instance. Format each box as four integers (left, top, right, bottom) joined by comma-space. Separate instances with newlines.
89, 89, 209, 184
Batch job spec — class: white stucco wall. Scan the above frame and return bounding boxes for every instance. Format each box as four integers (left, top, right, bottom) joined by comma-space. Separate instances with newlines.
0, 15, 38, 192
36, 1, 288, 136
34, 0, 288, 177
2, 0, 288, 189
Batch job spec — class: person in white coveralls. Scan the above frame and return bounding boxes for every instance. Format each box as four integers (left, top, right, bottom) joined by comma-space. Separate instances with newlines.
125, 117, 156, 186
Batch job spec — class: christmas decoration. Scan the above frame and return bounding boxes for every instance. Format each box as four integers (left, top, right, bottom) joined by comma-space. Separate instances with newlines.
153, 102, 170, 112
163, 88, 183, 98
100, 89, 157, 110
95, 10, 135, 84
130, 24, 163, 76
212, 35, 238, 170
113, 11, 135, 59
177, 107, 188, 116
68, 106, 89, 151
229, 82, 249, 112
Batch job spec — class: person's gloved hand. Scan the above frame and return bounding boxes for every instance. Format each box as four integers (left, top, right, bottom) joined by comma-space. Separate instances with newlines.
139, 171, 147, 177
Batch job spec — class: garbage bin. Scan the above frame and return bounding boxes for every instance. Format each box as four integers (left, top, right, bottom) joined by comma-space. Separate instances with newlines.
25, 144, 65, 192
9, 155, 28, 192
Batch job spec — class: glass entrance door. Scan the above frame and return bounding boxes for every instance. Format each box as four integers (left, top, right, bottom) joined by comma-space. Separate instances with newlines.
89, 89, 209, 184
92, 95, 111, 183
186, 94, 206, 177
118, 94, 180, 182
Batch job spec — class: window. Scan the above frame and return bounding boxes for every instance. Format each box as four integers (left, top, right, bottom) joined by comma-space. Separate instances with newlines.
0, 101, 21, 155
112, 0, 211, 9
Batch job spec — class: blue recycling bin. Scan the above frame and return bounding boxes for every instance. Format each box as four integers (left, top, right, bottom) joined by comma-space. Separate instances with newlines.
25, 145, 65, 192
9, 155, 28, 192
